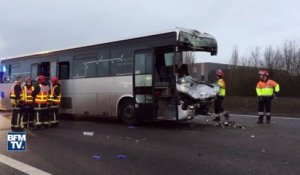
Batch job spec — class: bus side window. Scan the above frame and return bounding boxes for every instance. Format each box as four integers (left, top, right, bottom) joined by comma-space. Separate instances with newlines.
111, 47, 133, 76
38, 62, 50, 78
10, 64, 20, 82
59, 62, 70, 79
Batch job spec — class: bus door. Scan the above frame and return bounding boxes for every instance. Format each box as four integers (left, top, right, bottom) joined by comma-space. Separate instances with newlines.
133, 49, 155, 121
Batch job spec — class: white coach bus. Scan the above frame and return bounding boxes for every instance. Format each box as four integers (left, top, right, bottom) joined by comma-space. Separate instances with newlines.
0, 28, 218, 125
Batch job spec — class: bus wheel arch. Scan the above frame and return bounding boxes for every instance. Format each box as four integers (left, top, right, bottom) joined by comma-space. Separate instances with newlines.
118, 97, 141, 126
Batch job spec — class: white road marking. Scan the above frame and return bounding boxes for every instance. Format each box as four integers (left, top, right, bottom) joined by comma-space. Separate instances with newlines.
0, 154, 52, 175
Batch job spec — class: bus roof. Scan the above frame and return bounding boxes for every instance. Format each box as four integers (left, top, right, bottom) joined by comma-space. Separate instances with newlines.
1, 27, 217, 62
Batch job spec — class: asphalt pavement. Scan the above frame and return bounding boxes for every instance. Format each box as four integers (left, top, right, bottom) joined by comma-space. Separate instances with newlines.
1, 112, 300, 175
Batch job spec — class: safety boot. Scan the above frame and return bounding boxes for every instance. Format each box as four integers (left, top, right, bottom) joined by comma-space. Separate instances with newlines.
257, 115, 263, 124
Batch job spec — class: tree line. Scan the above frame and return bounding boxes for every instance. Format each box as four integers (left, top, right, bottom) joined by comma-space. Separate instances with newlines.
226, 40, 300, 97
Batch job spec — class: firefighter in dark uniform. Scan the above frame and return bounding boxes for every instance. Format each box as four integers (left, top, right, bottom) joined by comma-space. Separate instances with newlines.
22, 77, 35, 128
48, 77, 61, 126
32, 75, 49, 129
10, 76, 24, 131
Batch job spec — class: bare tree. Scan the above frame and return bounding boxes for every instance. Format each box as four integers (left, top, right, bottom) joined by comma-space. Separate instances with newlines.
240, 56, 250, 67
230, 45, 239, 68
263, 46, 276, 70
273, 47, 284, 70
294, 47, 300, 75
282, 40, 297, 73
249, 47, 262, 68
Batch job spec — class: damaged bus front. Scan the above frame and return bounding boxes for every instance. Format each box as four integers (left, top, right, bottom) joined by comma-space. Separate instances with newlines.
153, 28, 218, 122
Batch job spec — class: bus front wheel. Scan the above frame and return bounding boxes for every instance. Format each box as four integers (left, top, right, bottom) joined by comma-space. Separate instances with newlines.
119, 99, 141, 126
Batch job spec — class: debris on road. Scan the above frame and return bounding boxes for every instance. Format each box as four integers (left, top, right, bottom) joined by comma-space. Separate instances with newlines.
251, 135, 255, 138
83, 132, 94, 136
128, 126, 135, 129
116, 155, 127, 159
92, 155, 102, 160
214, 121, 246, 129
106, 136, 110, 139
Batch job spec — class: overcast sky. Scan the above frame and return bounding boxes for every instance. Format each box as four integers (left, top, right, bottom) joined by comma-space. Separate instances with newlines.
0, 0, 299, 63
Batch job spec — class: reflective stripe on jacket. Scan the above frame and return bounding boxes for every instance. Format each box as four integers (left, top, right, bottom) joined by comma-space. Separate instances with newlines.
49, 85, 61, 104
10, 81, 23, 100
22, 86, 34, 104
217, 79, 226, 96
35, 84, 49, 104
256, 79, 280, 96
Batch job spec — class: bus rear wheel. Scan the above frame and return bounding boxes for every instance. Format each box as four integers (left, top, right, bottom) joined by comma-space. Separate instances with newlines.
119, 99, 141, 126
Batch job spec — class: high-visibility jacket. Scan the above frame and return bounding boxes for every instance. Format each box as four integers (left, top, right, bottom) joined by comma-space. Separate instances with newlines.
22, 85, 34, 104
10, 81, 23, 100
256, 79, 280, 96
49, 85, 61, 104
35, 84, 49, 104
217, 78, 226, 96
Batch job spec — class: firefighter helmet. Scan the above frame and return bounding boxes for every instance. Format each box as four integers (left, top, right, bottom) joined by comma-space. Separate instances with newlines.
36, 75, 46, 83
216, 69, 224, 77
51, 77, 59, 85
258, 70, 269, 76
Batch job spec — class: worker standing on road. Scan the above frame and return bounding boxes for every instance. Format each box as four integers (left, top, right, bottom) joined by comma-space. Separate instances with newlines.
256, 70, 280, 124
213, 69, 229, 123
22, 77, 35, 128
10, 76, 24, 131
48, 77, 61, 126
32, 75, 49, 129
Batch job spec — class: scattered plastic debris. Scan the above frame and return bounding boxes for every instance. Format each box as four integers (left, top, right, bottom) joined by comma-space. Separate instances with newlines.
261, 149, 266, 153
116, 155, 127, 159
83, 132, 94, 136
135, 140, 139, 143
128, 126, 135, 129
126, 136, 130, 139
93, 155, 102, 160
214, 121, 246, 129
251, 135, 255, 138
106, 136, 110, 139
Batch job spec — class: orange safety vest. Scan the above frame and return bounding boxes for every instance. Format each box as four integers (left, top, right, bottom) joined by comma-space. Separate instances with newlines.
22, 86, 34, 104
35, 84, 49, 104
256, 79, 280, 96
49, 85, 61, 104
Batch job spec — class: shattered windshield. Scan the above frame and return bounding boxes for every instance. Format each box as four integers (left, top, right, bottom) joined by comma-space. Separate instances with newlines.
178, 31, 218, 55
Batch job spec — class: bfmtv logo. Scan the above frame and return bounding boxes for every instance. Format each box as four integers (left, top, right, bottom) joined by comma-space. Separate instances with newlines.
7, 132, 26, 151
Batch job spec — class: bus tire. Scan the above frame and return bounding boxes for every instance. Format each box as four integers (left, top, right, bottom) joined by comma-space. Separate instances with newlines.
119, 99, 141, 126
